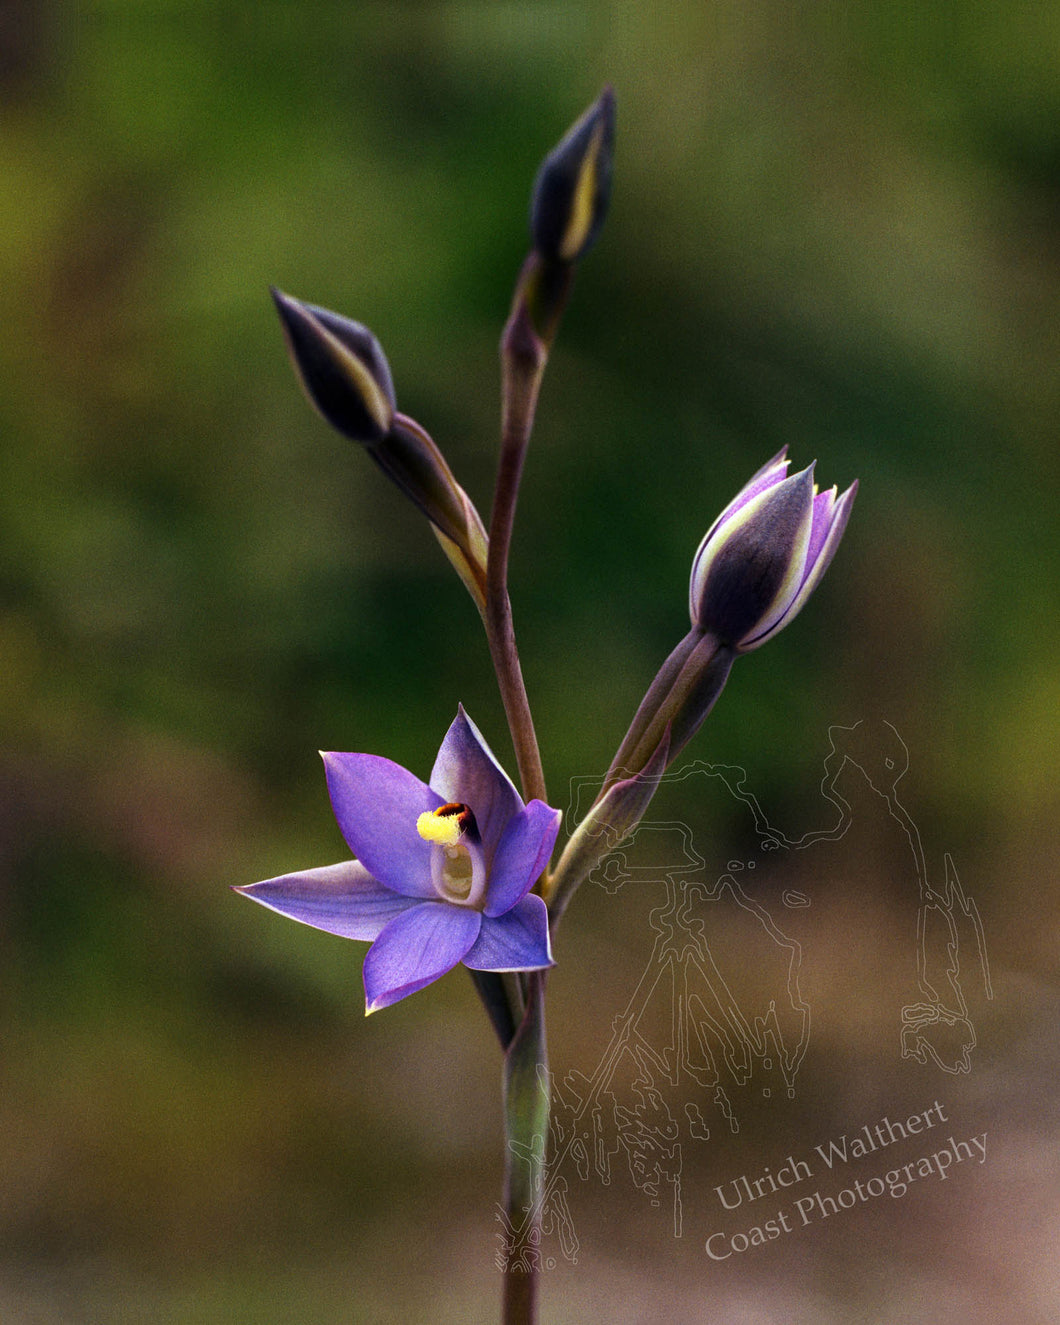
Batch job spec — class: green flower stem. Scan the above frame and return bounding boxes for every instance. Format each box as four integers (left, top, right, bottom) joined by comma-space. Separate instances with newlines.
468, 970, 520, 1049
633, 636, 734, 779
605, 631, 734, 787
501, 970, 549, 1325
602, 628, 702, 790
488, 254, 573, 1322
546, 726, 670, 932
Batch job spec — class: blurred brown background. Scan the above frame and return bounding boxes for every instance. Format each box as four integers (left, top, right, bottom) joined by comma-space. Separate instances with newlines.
1, 2, 1057, 1321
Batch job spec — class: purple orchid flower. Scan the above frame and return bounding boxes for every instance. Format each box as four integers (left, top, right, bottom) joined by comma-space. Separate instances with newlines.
689, 448, 857, 652
235, 708, 560, 1013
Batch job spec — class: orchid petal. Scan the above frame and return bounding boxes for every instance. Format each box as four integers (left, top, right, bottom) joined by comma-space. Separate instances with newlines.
237, 709, 565, 1014
363, 902, 482, 1012
430, 706, 523, 853
743, 479, 858, 649
690, 450, 856, 653
689, 449, 790, 610
322, 752, 439, 898
805, 485, 839, 566
692, 468, 814, 646
463, 894, 553, 972
484, 800, 561, 918
235, 861, 416, 940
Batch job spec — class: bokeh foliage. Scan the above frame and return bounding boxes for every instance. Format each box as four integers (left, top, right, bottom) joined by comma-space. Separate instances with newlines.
1, 2, 1057, 1320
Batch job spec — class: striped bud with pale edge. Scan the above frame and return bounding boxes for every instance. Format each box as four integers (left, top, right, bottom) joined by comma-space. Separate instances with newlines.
272, 288, 396, 444
531, 86, 615, 264
689, 450, 857, 652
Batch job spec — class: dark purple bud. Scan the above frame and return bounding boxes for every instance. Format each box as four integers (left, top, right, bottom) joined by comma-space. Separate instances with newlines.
530, 86, 615, 264
272, 288, 396, 444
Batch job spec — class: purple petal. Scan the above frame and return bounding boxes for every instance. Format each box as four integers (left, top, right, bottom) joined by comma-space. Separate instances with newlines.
234, 861, 418, 940
483, 800, 562, 918
805, 485, 839, 566
322, 752, 440, 899
732, 467, 815, 643
463, 894, 554, 972
743, 479, 857, 650
429, 707, 523, 853
692, 469, 814, 645
689, 456, 794, 624
363, 901, 482, 1012
689, 450, 791, 607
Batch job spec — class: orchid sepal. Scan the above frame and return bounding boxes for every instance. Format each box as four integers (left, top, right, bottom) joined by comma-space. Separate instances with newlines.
689, 453, 857, 652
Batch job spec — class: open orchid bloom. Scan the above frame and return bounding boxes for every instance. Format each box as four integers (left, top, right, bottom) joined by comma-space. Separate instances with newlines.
689, 448, 857, 652
236, 708, 560, 1012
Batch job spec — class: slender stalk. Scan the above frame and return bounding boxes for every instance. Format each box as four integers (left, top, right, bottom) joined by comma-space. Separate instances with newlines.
484, 261, 554, 807
487, 254, 574, 1323
602, 628, 701, 789
501, 971, 549, 1325
468, 970, 519, 1049
617, 634, 734, 777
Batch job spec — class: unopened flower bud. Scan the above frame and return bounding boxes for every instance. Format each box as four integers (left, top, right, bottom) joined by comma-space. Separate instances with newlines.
689, 450, 857, 651
272, 288, 396, 444
530, 86, 615, 264
375, 415, 490, 612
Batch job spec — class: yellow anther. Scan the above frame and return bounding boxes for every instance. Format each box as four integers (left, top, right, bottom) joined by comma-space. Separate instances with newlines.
417, 810, 463, 847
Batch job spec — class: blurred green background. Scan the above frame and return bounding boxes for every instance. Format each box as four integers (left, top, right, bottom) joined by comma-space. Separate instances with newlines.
2, 2, 1057, 1321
